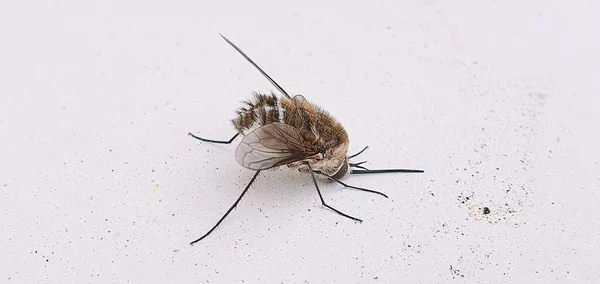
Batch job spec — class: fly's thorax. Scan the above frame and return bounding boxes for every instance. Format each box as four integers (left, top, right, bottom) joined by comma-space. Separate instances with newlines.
290, 95, 350, 176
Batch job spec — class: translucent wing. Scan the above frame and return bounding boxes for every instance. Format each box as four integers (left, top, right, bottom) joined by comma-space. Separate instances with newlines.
236, 122, 319, 170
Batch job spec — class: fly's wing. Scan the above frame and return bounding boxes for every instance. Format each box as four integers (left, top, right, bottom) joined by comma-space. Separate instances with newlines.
236, 122, 319, 170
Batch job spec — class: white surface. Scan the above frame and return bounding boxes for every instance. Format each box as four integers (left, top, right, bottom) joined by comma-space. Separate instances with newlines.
1, 0, 599, 283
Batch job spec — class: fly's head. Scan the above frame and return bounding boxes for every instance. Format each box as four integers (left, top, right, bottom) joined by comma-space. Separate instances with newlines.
308, 141, 349, 179
331, 156, 350, 179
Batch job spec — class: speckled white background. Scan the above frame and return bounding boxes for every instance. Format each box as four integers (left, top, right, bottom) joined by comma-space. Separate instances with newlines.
1, 0, 599, 283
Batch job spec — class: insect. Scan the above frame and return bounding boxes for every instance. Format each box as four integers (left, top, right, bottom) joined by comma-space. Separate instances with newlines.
188, 34, 424, 245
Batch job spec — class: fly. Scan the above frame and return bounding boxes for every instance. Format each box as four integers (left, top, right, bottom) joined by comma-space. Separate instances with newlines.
188, 34, 424, 245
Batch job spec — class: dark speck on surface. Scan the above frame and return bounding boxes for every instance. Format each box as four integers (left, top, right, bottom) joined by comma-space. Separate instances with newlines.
483, 207, 491, 214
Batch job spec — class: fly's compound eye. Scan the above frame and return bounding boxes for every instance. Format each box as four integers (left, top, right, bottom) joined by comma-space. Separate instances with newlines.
331, 158, 349, 180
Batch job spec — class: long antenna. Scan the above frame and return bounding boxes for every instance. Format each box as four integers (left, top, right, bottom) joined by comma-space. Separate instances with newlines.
220, 34, 292, 99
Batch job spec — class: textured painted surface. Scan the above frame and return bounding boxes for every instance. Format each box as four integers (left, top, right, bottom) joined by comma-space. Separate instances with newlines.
1, 0, 598, 283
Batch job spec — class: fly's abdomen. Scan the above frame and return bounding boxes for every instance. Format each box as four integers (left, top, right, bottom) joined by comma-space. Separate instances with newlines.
232, 92, 284, 134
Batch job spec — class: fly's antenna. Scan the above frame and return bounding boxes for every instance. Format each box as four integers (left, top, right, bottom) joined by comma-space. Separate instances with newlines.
219, 34, 292, 99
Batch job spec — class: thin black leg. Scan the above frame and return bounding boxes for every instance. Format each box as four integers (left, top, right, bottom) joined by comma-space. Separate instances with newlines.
219, 34, 292, 99
307, 165, 362, 223
318, 173, 388, 198
190, 170, 261, 245
188, 132, 240, 144
349, 146, 369, 159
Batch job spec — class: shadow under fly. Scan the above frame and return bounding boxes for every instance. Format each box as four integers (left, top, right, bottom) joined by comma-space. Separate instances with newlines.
188, 34, 424, 245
